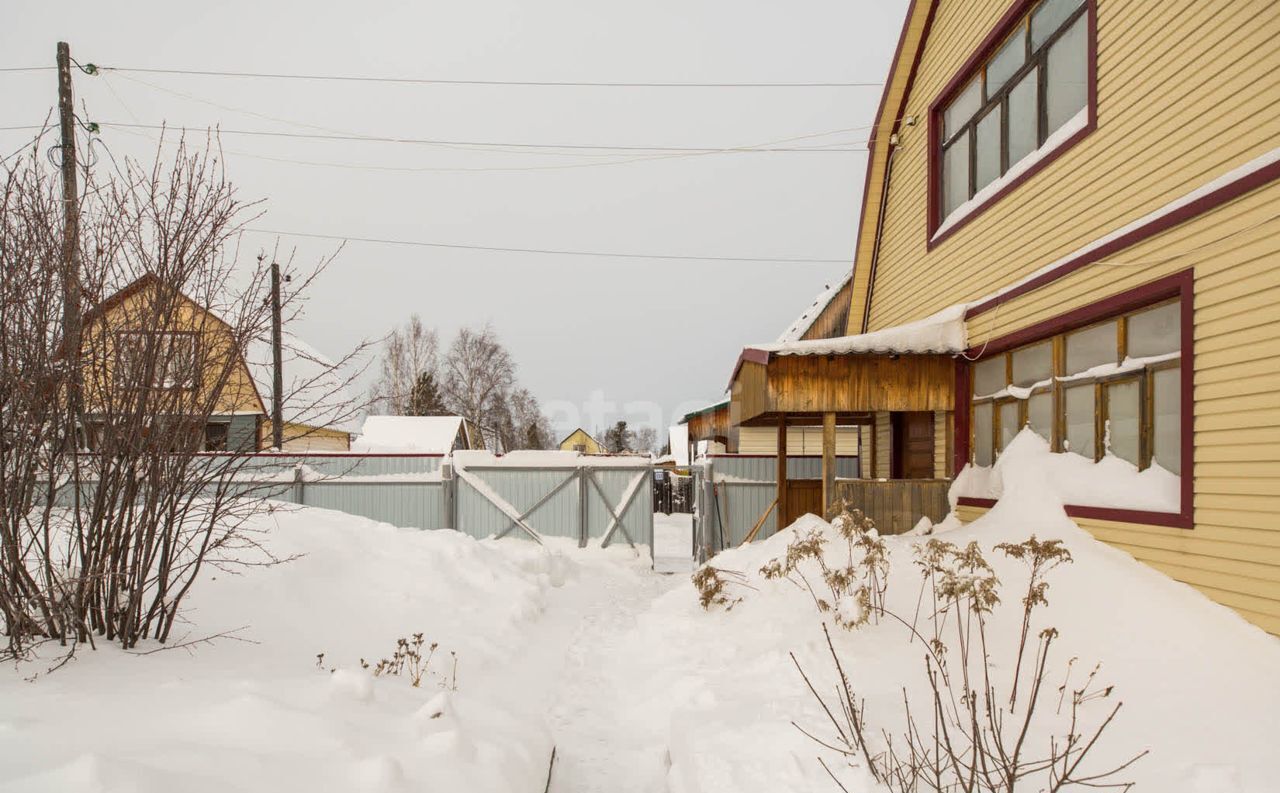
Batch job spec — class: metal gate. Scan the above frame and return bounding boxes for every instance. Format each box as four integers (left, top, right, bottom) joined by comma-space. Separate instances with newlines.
451, 458, 654, 550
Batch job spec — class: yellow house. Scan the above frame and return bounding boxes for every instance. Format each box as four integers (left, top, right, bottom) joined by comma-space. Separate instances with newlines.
739, 0, 1280, 634
559, 428, 604, 454
78, 273, 355, 452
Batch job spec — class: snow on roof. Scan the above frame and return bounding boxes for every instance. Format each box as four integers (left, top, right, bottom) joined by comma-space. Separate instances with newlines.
353, 416, 464, 454
749, 303, 967, 358
452, 449, 651, 469
775, 271, 853, 343
245, 333, 360, 434
668, 424, 690, 467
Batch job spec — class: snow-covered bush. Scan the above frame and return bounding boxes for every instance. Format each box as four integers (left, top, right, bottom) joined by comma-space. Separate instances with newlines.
780, 527, 1146, 791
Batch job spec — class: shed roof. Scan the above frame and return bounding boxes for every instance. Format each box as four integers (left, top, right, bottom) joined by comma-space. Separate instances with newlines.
354, 416, 464, 453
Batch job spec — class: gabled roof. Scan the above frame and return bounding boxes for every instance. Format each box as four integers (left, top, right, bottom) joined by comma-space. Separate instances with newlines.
83, 272, 357, 432
354, 415, 466, 453
558, 427, 600, 446
775, 272, 853, 343
846, 0, 941, 335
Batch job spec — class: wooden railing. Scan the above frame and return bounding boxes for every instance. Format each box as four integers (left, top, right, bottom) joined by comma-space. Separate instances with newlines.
833, 479, 951, 535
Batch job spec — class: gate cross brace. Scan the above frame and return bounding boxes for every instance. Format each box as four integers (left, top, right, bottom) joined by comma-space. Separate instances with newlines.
587, 469, 644, 551
455, 467, 545, 545
492, 469, 580, 541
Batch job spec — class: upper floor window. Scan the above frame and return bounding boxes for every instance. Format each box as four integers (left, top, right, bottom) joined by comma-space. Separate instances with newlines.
115, 331, 199, 391
935, 0, 1093, 235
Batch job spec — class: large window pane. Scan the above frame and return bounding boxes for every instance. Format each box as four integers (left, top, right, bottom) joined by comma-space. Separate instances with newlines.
975, 106, 1003, 191
1012, 341, 1053, 387
997, 401, 1020, 453
945, 77, 982, 138
1046, 15, 1088, 132
1064, 385, 1095, 459
1127, 301, 1181, 358
1153, 366, 1182, 474
974, 355, 1006, 397
1032, 0, 1085, 49
973, 402, 994, 466
986, 28, 1026, 94
942, 135, 971, 217
1106, 380, 1140, 465
1066, 320, 1118, 374
1008, 67, 1039, 165
1027, 390, 1053, 441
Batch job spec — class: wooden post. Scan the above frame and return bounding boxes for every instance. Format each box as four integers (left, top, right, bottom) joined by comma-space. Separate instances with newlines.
56, 42, 84, 439
777, 415, 788, 528
270, 261, 284, 450
822, 412, 836, 518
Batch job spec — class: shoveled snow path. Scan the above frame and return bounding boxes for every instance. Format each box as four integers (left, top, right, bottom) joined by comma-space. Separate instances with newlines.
543, 561, 683, 793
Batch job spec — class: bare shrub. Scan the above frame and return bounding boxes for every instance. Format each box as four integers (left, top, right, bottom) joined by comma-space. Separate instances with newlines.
744, 506, 1146, 792
354, 633, 457, 689
0, 135, 366, 660
692, 565, 752, 611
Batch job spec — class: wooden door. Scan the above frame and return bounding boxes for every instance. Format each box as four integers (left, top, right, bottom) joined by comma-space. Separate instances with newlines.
783, 480, 823, 526
892, 412, 935, 480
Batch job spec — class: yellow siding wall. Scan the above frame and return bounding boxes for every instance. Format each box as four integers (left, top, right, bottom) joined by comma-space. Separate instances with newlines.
961, 180, 1280, 635
934, 410, 952, 479
84, 284, 262, 415
559, 429, 603, 454
866, 0, 1280, 332
738, 426, 860, 455
261, 421, 351, 452
860, 0, 1280, 634
874, 412, 892, 479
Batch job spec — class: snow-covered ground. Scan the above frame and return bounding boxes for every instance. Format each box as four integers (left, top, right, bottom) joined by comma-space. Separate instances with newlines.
654, 512, 694, 574
3, 437, 1278, 793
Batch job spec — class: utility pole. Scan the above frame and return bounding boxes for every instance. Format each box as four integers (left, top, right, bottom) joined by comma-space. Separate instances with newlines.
56, 41, 84, 440
270, 261, 284, 450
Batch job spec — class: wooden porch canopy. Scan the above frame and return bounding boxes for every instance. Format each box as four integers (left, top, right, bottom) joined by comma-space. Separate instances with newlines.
728, 305, 967, 424
729, 350, 957, 426
680, 398, 731, 444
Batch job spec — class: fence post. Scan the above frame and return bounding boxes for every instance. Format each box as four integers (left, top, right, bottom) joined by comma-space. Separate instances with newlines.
292, 462, 304, 505
577, 467, 588, 548
441, 460, 455, 530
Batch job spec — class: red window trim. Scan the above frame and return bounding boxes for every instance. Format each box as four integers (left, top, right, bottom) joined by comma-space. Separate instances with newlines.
953, 269, 1194, 529
926, 0, 1099, 250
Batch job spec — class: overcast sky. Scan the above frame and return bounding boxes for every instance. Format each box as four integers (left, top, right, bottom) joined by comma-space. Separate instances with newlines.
3, 0, 909, 441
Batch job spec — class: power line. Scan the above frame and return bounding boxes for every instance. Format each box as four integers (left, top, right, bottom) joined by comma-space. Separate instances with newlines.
247, 227, 851, 264
98, 65, 880, 89
95, 122, 864, 153
0, 67, 53, 73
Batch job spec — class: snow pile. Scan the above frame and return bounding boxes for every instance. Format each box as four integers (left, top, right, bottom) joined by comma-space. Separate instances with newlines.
354, 415, 463, 453
0, 508, 559, 793
953, 427, 1181, 512
748, 303, 967, 358
599, 461, 1279, 791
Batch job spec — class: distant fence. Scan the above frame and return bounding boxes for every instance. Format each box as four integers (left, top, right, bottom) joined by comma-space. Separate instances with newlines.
693, 454, 860, 558
51, 451, 653, 550
652, 470, 693, 514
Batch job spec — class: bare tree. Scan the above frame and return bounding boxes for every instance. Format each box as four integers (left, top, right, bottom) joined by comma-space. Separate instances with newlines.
372, 315, 438, 416
633, 426, 659, 456
441, 324, 515, 432
0, 133, 365, 658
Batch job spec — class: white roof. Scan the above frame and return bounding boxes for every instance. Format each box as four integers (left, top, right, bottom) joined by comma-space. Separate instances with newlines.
775, 272, 852, 343
749, 304, 967, 357
353, 416, 465, 454
245, 333, 360, 434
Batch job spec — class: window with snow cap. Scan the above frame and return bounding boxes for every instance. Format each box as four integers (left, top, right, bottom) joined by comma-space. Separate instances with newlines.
934, 0, 1093, 235
969, 297, 1181, 473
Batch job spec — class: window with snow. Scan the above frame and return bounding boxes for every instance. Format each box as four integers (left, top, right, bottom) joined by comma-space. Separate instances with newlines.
115, 331, 199, 391
937, 0, 1091, 228
969, 298, 1182, 474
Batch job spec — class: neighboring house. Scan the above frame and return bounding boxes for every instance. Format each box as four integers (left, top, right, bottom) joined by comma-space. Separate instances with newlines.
725, 0, 1280, 634
558, 428, 603, 454
77, 273, 356, 453
354, 415, 488, 454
